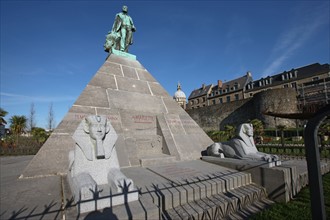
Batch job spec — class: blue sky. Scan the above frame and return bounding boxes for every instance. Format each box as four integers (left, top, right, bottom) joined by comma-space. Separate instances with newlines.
1, 0, 329, 129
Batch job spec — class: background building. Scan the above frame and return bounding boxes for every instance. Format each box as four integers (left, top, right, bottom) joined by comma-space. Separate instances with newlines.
208, 72, 253, 106
245, 63, 330, 100
187, 84, 213, 109
185, 62, 330, 129
173, 82, 187, 109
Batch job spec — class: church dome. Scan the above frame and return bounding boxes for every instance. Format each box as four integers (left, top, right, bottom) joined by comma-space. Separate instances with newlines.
173, 83, 186, 99
174, 90, 186, 99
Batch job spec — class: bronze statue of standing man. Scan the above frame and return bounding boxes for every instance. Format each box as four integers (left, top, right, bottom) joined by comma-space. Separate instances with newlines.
109, 5, 136, 53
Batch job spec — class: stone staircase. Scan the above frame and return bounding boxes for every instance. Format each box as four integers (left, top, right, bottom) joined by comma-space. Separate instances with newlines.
162, 183, 272, 219
66, 160, 274, 219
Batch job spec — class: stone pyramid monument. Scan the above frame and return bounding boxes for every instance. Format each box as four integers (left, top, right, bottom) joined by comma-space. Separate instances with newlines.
21, 54, 213, 178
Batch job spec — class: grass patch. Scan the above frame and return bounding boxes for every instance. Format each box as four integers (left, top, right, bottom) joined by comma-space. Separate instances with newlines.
251, 172, 330, 219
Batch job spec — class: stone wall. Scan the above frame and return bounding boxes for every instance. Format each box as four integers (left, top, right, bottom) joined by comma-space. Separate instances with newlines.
253, 88, 298, 128
186, 88, 298, 131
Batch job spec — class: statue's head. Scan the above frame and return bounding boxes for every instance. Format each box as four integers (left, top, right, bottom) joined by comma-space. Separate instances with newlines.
239, 123, 254, 137
122, 5, 128, 13
84, 115, 110, 141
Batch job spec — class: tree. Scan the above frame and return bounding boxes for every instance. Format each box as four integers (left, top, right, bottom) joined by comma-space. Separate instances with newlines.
0, 108, 8, 126
224, 124, 236, 139
207, 130, 226, 142
319, 120, 330, 137
28, 102, 36, 132
9, 115, 27, 145
249, 119, 264, 137
47, 103, 55, 131
31, 127, 49, 144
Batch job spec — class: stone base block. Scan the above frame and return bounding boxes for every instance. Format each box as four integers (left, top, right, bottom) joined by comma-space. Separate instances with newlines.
78, 187, 139, 214
201, 156, 294, 202
68, 174, 139, 214
139, 154, 177, 167
111, 49, 136, 60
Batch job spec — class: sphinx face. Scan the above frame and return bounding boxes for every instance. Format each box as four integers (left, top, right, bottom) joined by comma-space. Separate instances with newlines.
244, 124, 254, 137
89, 122, 107, 141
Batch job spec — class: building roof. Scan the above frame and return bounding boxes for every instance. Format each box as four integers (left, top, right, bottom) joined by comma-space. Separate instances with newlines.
246, 63, 329, 92
212, 73, 253, 94
188, 84, 213, 100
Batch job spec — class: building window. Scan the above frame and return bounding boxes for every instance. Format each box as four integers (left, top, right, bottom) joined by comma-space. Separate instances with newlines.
234, 83, 239, 90
283, 84, 289, 88
191, 100, 194, 105
235, 94, 239, 100
294, 70, 298, 77
291, 82, 297, 88
212, 100, 216, 105
312, 76, 319, 81
250, 93, 253, 97
219, 90, 222, 95
226, 96, 230, 103
197, 99, 200, 104
202, 97, 206, 102
219, 98, 223, 104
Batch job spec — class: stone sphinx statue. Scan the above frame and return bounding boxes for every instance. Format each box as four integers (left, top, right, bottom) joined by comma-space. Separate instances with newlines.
68, 115, 137, 212
207, 123, 279, 163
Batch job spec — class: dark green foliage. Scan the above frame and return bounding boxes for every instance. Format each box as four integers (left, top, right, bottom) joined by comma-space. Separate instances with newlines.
0, 107, 8, 125
206, 130, 227, 142
31, 127, 49, 144
251, 172, 330, 219
0, 133, 49, 156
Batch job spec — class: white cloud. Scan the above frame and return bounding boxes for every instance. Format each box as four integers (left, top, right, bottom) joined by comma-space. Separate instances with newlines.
262, 4, 328, 76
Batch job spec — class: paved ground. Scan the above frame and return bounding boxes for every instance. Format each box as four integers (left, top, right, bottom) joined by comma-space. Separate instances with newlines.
0, 156, 64, 220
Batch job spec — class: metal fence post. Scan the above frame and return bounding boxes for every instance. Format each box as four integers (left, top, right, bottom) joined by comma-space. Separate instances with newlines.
304, 104, 329, 220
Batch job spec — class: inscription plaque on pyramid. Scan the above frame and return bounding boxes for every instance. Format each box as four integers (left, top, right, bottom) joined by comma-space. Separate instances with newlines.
21, 54, 213, 178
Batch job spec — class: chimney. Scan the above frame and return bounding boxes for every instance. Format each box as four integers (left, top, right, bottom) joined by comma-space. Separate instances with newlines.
202, 83, 206, 89
217, 80, 223, 88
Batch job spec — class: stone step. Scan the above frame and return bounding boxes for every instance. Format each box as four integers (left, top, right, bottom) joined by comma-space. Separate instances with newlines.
125, 160, 253, 211
162, 183, 274, 220
149, 170, 252, 211
139, 154, 178, 167
65, 161, 272, 219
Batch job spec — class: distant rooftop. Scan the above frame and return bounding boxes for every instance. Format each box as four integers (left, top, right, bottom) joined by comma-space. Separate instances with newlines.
188, 84, 213, 99
246, 63, 330, 91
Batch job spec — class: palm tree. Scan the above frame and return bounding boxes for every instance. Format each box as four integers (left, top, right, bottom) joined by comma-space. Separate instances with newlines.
31, 127, 49, 144
249, 119, 264, 144
9, 115, 27, 146
224, 124, 236, 140
249, 119, 264, 137
207, 130, 226, 142
0, 108, 8, 125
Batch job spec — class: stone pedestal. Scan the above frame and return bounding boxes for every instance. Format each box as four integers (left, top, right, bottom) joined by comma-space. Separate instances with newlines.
202, 156, 295, 202
21, 54, 213, 179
